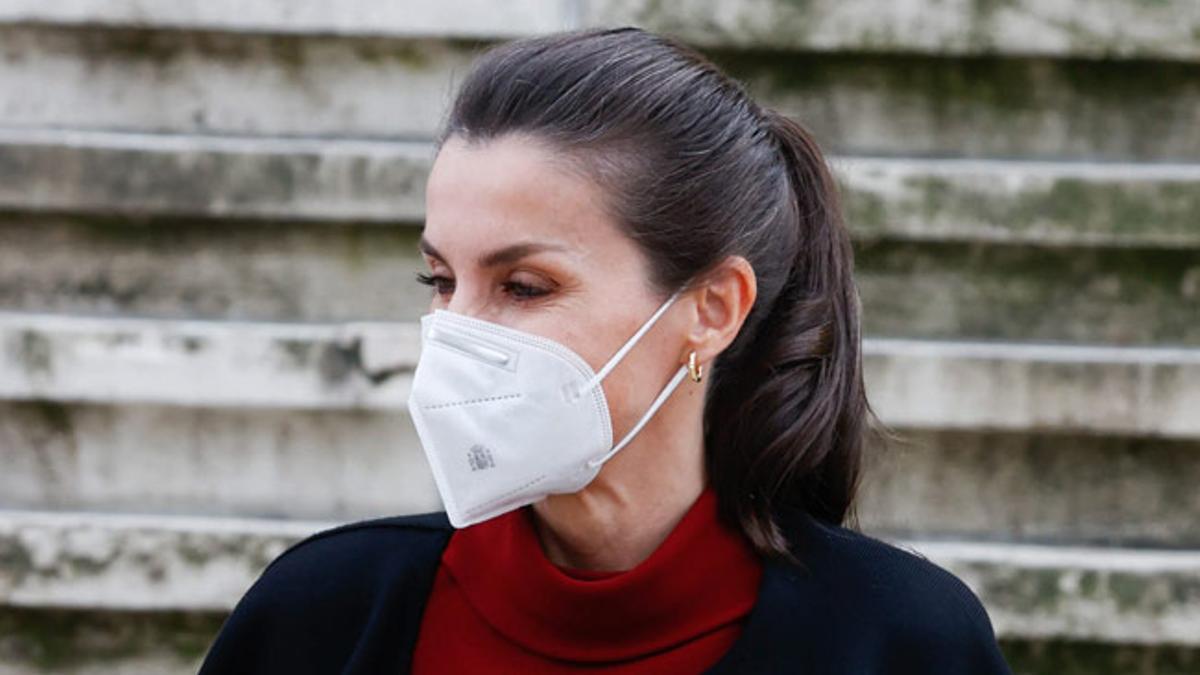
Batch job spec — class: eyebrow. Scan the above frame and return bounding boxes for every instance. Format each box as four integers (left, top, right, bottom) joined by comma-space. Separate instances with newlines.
418, 235, 569, 268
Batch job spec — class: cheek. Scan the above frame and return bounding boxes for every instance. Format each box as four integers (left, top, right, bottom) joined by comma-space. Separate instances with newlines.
597, 351, 672, 444
592, 329, 679, 434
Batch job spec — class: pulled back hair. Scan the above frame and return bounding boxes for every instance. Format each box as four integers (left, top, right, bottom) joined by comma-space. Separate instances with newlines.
437, 26, 884, 562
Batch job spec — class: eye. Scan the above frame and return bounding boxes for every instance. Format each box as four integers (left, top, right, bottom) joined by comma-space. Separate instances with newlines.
502, 280, 552, 300
415, 271, 454, 296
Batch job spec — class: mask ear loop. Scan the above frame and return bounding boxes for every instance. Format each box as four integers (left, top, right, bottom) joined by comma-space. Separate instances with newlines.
576, 288, 684, 397
587, 364, 689, 469
577, 287, 690, 470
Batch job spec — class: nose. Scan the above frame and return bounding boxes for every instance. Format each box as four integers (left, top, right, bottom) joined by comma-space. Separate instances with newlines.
443, 296, 474, 318
442, 287, 493, 323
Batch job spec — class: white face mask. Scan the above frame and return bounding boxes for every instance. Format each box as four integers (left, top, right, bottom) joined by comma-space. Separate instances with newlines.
406, 288, 689, 528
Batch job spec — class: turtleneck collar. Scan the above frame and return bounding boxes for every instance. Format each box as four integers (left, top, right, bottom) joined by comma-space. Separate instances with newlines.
440, 485, 764, 663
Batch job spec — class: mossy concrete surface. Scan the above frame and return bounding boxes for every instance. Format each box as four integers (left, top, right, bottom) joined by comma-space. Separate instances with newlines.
838, 157, 1200, 247
585, 0, 1200, 61
0, 128, 432, 222
0, 0, 573, 40
856, 241, 1200, 345
0, 215, 430, 322
3, 131, 1195, 247
0, 510, 328, 611
4, 312, 1197, 435
0, 399, 440, 523
918, 538, 1200, 645
6, 0, 1195, 61
714, 49, 1200, 161
3, 25, 1199, 159
861, 339, 1200, 437
857, 429, 1200, 548
1000, 639, 1200, 675
0, 310, 421, 409
0, 606, 220, 674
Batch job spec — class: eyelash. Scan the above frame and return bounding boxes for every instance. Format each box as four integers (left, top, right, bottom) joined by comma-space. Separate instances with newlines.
414, 272, 551, 300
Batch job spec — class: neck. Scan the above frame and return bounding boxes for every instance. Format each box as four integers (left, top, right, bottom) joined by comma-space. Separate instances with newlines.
529, 399, 707, 572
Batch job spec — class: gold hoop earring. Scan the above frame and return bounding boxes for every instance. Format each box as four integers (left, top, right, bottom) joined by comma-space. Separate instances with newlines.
687, 351, 703, 383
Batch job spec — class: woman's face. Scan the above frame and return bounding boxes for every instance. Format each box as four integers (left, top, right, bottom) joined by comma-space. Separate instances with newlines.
418, 132, 692, 442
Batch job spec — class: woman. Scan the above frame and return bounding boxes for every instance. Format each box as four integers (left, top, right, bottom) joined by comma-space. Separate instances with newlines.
200, 26, 1013, 674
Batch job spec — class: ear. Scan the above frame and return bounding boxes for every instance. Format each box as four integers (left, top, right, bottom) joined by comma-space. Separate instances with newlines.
681, 255, 757, 368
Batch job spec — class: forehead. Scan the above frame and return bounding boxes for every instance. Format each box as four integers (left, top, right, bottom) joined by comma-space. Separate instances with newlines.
423, 133, 617, 254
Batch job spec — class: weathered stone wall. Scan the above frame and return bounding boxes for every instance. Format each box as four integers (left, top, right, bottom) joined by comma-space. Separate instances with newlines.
0, 1, 1197, 672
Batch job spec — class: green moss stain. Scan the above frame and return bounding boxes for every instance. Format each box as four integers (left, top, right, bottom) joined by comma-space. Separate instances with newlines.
15, 330, 54, 377
1108, 573, 1149, 611
26, 399, 74, 440
1001, 638, 1200, 675
708, 49, 1200, 160
842, 188, 889, 238
181, 336, 207, 353
855, 240, 1200, 345
0, 537, 34, 584
0, 606, 226, 670
317, 342, 358, 385
353, 37, 435, 70
277, 339, 315, 368
177, 539, 213, 567
90, 28, 189, 66
853, 172, 1200, 243
966, 0, 1017, 53
1078, 571, 1101, 597
15, 214, 427, 322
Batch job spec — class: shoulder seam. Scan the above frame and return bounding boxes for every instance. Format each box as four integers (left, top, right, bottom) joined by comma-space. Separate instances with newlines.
849, 531, 999, 634
257, 511, 453, 579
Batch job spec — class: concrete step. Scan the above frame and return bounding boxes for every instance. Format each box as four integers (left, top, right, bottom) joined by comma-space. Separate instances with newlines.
3, 397, 1196, 547
857, 429, 1200, 549
0, 509, 334, 612
2, 131, 1200, 343
0, 128, 432, 222
0, 0, 574, 40
1, 509, 1196, 647
910, 538, 1200, 646
3, 312, 1197, 436
3, 129, 1197, 248
0, 311, 418, 410
0, 399, 440, 522
2, 221, 1197, 348
0, 213, 431, 324
854, 241, 1200, 346
585, 0, 1200, 62
1, 26, 1197, 160
3, 0, 1195, 62
0, 606, 219, 675
862, 338, 1200, 439
837, 156, 1200, 248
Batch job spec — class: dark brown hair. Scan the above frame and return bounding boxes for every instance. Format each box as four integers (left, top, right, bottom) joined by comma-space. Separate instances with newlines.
436, 26, 884, 562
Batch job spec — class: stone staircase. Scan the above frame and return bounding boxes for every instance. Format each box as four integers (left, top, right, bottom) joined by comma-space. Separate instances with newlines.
0, 2, 1197, 673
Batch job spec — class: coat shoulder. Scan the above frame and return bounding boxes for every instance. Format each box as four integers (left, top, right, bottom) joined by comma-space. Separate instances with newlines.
259, 510, 453, 579
246, 510, 453, 603
198, 511, 453, 673
800, 517, 990, 619
779, 510, 1014, 673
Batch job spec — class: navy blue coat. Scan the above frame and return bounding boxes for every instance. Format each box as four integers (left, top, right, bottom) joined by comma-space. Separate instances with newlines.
199, 502, 1014, 674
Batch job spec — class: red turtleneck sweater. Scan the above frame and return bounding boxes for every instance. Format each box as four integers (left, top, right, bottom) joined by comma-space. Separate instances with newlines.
410, 486, 764, 673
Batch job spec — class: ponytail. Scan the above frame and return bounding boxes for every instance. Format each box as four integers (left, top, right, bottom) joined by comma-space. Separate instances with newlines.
704, 108, 880, 562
